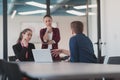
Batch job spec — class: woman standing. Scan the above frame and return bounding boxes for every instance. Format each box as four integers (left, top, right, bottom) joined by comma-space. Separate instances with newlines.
13, 28, 35, 61
40, 15, 61, 61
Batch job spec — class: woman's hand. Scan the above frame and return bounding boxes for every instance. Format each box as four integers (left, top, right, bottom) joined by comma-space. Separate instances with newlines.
47, 26, 52, 33
43, 27, 52, 42
15, 59, 20, 62
47, 40, 55, 44
21, 39, 28, 47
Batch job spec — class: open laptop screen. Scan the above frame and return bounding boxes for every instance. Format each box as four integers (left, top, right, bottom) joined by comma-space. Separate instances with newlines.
32, 49, 53, 62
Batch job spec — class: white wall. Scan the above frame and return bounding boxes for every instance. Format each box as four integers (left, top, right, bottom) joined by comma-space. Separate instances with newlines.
0, 16, 86, 57
101, 0, 120, 56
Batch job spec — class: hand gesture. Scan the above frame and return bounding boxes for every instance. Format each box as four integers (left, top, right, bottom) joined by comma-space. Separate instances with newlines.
22, 39, 28, 47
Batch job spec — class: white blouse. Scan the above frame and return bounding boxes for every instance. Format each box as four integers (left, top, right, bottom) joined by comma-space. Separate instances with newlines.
48, 32, 53, 49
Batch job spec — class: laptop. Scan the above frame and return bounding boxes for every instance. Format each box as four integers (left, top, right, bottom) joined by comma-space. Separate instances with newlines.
32, 49, 53, 62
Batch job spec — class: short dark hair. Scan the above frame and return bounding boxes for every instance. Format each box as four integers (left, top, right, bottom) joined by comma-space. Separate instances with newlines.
71, 21, 83, 34
43, 15, 52, 19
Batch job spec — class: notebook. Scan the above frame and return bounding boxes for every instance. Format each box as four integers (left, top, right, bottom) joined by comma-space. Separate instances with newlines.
32, 49, 53, 62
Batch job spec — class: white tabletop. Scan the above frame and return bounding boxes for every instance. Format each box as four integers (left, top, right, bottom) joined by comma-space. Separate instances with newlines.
18, 62, 120, 79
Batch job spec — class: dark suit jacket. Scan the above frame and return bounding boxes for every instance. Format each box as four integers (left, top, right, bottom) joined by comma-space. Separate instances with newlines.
40, 27, 61, 61
69, 33, 97, 63
12, 43, 35, 61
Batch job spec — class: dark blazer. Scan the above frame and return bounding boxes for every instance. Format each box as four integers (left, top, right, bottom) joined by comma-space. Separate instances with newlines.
69, 33, 97, 63
12, 43, 35, 61
40, 27, 61, 61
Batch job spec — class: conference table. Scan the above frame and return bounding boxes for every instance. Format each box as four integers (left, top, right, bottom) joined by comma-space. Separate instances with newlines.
17, 62, 120, 80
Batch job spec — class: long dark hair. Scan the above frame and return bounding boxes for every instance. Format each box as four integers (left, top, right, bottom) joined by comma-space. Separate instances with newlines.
71, 21, 84, 34
17, 28, 32, 43
43, 15, 52, 19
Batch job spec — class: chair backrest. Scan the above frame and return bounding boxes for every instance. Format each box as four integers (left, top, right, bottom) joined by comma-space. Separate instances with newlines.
9, 56, 16, 61
0, 59, 7, 80
0, 60, 3, 74
0, 60, 4, 80
107, 56, 120, 64
2, 61, 22, 80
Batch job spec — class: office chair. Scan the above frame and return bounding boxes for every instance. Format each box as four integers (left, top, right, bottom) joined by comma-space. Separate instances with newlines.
0, 60, 4, 80
107, 56, 120, 64
2, 61, 22, 80
0, 60, 3, 74
8, 56, 17, 61
0, 59, 7, 80
2, 61, 38, 80
104, 56, 120, 64
103, 56, 120, 80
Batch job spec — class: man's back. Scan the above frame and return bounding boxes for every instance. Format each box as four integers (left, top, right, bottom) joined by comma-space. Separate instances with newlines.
69, 33, 97, 63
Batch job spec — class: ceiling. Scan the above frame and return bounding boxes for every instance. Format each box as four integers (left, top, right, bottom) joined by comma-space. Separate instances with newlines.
0, 0, 96, 16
